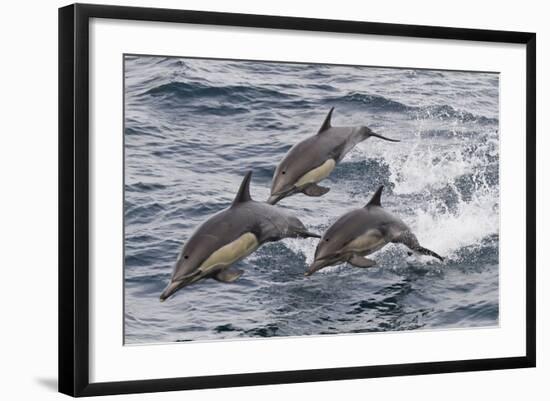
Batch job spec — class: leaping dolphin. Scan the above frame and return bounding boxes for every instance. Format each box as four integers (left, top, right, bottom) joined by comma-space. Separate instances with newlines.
305, 186, 443, 276
160, 171, 320, 301
267, 108, 399, 205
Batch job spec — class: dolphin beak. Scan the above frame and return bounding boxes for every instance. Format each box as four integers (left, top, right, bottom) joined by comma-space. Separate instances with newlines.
267, 194, 281, 205
267, 192, 286, 205
304, 259, 331, 276
160, 270, 205, 301
267, 186, 299, 205
159, 280, 183, 302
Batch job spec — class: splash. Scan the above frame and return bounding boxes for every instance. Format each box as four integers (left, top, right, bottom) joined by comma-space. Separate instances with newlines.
393, 131, 498, 257
411, 187, 499, 259
389, 143, 473, 194
282, 237, 317, 265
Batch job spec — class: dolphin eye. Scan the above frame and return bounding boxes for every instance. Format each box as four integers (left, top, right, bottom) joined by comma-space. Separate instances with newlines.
184, 255, 189, 259
282, 171, 286, 175
325, 238, 330, 242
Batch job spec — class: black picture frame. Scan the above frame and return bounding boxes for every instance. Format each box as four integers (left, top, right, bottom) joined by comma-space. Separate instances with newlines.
59, 3, 536, 397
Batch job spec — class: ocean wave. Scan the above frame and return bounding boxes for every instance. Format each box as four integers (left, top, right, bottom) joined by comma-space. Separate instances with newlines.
327, 92, 498, 124
137, 79, 498, 125
329, 92, 410, 112
126, 181, 167, 192
410, 104, 498, 124
142, 81, 293, 102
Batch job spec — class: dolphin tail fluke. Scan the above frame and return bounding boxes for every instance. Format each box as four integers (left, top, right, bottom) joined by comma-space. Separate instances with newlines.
368, 132, 400, 142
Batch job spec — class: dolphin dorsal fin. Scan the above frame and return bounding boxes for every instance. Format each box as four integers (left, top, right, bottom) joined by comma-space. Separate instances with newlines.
317, 107, 334, 134
366, 185, 384, 207
232, 171, 253, 207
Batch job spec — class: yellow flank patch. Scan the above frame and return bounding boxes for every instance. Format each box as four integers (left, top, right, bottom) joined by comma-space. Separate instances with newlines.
295, 159, 336, 187
199, 232, 258, 273
345, 230, 386, 254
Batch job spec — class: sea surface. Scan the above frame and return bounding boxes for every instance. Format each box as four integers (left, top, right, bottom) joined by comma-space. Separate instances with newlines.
124, 55, 499, 344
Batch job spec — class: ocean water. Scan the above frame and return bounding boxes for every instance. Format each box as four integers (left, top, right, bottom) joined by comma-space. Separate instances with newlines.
124, 55, 499, 344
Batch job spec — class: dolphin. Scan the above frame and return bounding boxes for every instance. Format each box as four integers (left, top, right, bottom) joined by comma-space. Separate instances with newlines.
160, 171, 320, 301
267, 108, 399, 205
305, 186, 443, 276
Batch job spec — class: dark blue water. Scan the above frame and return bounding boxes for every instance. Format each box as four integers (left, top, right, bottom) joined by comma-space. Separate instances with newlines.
124, 55, 499, 344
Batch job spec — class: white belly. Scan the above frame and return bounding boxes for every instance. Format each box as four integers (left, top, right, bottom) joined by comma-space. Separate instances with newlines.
295, 159, 336, 187
199, 232, 259, 273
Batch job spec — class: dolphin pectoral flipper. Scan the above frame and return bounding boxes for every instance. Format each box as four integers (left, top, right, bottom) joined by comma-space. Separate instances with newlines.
214, 267, 244, 283
348, 255, 376, 268
303, 183, 330, 197
393, 232, 444, 262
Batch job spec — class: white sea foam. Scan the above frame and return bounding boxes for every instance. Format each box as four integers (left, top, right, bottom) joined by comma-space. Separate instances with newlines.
282, 237, 317, 264
411, 187, 498, 259
389, 144, 473, 194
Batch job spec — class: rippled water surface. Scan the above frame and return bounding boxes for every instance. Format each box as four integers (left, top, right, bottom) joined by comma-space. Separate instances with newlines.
124, 55, 499, 344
